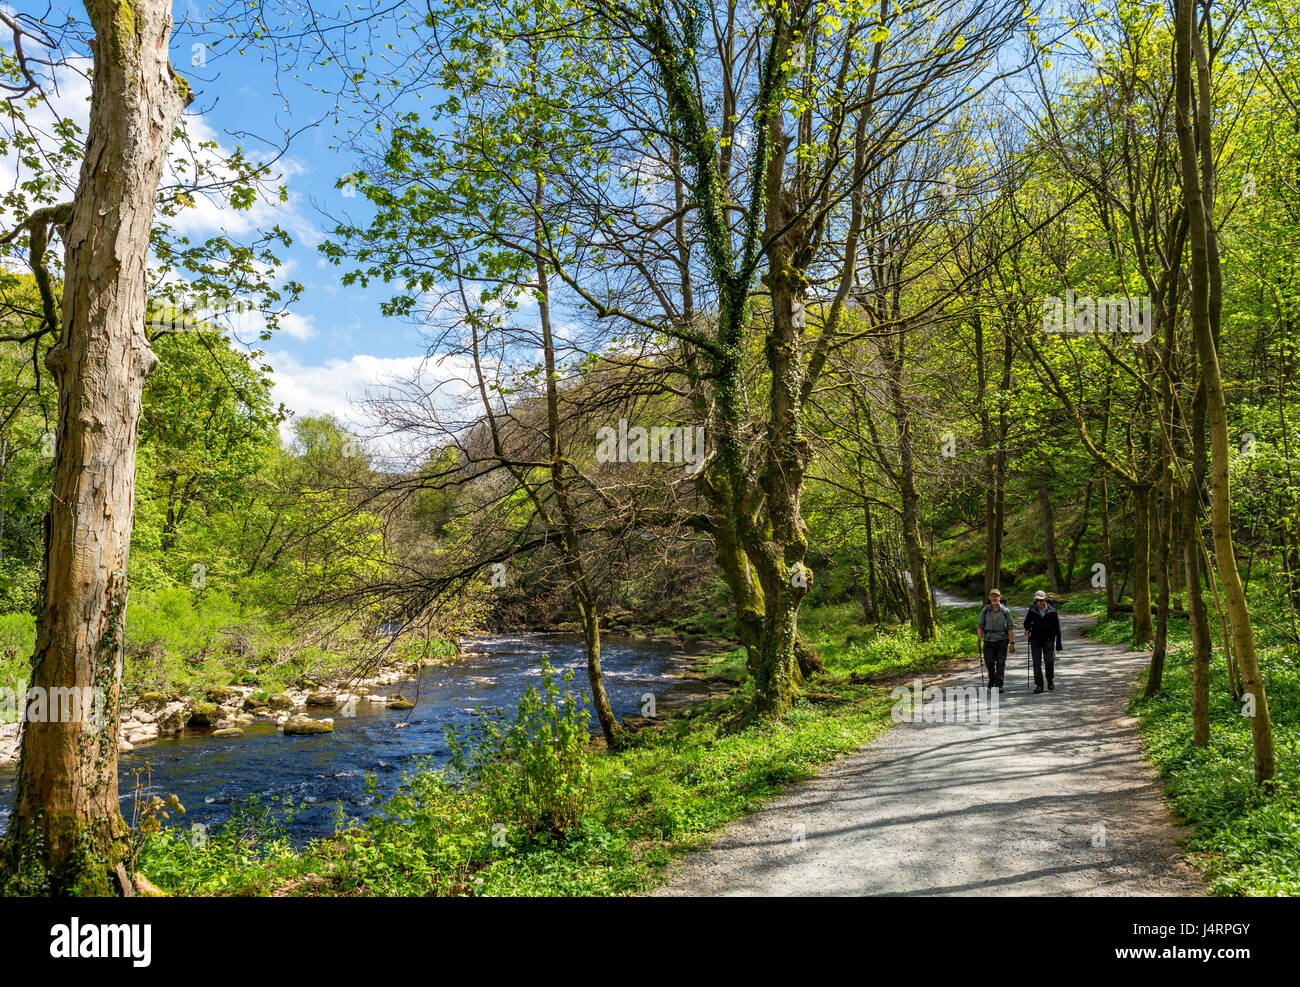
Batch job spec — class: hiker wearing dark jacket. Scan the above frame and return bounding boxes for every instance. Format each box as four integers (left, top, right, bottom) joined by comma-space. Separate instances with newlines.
1023, 590, 1063, 693
976, 588, 1016, 691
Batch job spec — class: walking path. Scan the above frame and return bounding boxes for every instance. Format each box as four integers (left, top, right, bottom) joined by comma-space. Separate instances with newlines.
651, 597, 1203, 896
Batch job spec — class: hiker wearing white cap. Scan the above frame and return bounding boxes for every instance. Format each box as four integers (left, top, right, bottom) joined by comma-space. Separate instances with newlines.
1023, 590, 1063, 693
976, 588, 1016, 692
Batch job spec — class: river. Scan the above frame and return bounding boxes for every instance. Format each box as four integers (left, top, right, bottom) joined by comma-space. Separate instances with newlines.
0, 632, 703, 841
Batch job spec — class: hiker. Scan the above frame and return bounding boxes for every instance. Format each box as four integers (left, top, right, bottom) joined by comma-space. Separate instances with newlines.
1023, 589, 1063, 693
976, 588, 1016, 692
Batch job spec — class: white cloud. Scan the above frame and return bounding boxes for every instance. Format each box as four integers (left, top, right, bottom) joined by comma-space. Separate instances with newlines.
266, 350, 416, 421
162, 113, 319, 247
0, 56, 90, 220
0, 50, 317, 251
278, 312, 317, 341
264, 350, 481, 460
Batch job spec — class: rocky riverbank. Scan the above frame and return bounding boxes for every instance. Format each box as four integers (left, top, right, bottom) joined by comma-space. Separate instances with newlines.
0, 628, 741, 766
0, 653, 456, 767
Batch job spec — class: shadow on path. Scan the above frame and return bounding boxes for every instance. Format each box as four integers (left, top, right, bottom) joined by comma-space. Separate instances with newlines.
651, 596, 1203, 897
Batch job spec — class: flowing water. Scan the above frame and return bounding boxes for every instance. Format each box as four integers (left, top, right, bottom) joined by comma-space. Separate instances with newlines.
0, 632, 702, 841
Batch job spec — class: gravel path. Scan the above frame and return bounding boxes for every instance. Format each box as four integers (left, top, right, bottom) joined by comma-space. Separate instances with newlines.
651, 606, 1203, 896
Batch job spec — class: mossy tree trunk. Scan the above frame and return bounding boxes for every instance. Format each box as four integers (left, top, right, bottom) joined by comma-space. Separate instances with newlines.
749, 22, 813, 714
641, 1, 811, 717
1182, 380, 1212, 746
1174, 0, 1274, 782
1131, 482, 1154, 644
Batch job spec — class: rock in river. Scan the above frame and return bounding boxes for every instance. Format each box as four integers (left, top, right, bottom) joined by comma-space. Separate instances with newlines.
158, 702, 188, 733
187, 701, 221, 727
283, 716, 334, 735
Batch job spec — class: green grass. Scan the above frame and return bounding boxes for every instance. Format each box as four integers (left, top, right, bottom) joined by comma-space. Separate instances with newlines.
0, 613, 36, 722
929, 497, 1103, 601
2, 588, 435, 728
801, 601, 981, 676
0, 613, 34, 723
1050, 590, 1110, 618
1086, 598, 1300, 896
0, 612, 35, 687
119, 585, 451, 703
137, 604, 977, 896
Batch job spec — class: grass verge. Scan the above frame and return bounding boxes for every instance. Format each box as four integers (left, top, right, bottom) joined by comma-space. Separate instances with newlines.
1076, 591, 1300, 896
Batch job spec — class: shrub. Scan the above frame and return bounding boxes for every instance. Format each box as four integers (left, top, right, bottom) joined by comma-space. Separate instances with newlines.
138, 796, 301, 896
0, 611, 35, 687
0, 561, 40, 617
449, 661, 590, 834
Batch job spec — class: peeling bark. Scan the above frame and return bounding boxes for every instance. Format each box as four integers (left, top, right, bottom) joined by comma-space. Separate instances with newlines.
4, 0, 189, 894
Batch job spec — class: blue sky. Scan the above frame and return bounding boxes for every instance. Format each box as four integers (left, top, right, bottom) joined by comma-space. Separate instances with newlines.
4, 1, 445, 437
1, 0, 563, 453
161, 2, 440, 436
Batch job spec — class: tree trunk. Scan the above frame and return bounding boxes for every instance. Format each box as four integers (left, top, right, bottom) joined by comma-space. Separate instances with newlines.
649, 6, 811, 720
884, 340, 936, 640
0, 434, 7, 564
3, 0, 187, 895
978, 320, 1011, 595
708, 510, 765, 678
1100, 473, 1116, 610
864, 492, 879, 621
1131, 483, 1154, 643
975, 312, 998, 592
1037, 469, 1063, 592
752, 278, 811, 709
532, 172, 620, 749
1284, 524, 1300, 615
984, 477, 1004, 593
749, 27, 813, 716
855, 454, 879, 623
1174, 0, 1274, 782
1146, 468, 1175, 698
1183, 381, 1212, 746
1063, 474, 1094, 587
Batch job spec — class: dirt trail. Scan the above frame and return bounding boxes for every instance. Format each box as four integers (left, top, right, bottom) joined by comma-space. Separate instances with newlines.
651, 605, 1203, 896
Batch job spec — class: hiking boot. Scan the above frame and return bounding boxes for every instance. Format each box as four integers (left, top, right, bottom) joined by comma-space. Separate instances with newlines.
1048, 680, 1054, 690
1034, 685, 1044, 694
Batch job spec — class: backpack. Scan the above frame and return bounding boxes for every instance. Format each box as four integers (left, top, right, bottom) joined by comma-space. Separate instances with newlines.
979, 604, 1014, 639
